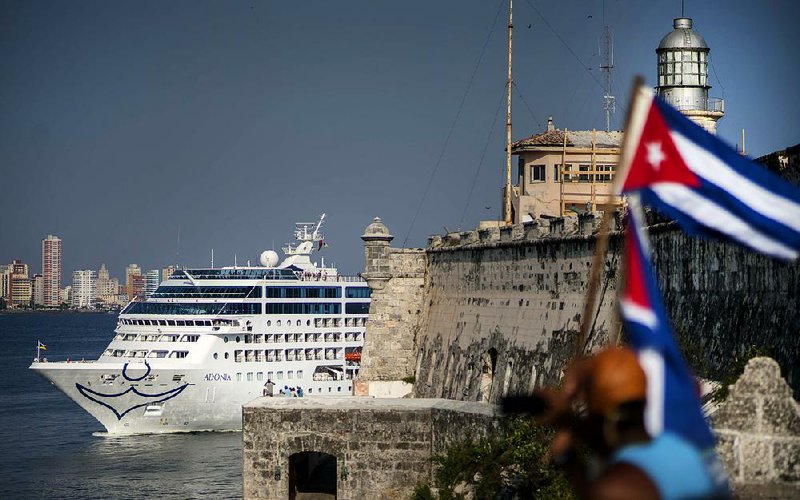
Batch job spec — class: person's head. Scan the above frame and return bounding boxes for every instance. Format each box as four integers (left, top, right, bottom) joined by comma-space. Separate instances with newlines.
580, 347, 649, 454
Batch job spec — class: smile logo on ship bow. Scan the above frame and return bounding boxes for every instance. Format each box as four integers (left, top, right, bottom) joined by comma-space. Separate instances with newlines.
75, 360, 191, 420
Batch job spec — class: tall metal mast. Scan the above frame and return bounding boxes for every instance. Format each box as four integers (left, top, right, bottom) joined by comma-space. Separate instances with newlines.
504, 0, 513, 225
600, 7, 615, 131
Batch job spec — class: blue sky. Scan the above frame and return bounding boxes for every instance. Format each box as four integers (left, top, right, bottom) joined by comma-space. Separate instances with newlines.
1, 0, 798, 278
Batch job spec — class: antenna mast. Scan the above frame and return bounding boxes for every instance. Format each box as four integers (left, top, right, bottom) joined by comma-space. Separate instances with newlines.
600, 3, 615, 131
504, 0, 513, 225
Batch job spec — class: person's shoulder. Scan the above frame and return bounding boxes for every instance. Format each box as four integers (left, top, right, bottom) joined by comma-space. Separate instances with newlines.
589, 462, 660, 500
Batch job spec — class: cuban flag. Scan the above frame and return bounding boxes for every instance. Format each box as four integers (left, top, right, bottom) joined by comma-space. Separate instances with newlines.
621, 198, 715, 450
616, 85, 800, 260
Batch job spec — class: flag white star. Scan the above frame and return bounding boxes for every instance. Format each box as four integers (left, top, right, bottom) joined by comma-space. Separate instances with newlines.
646, 142, 666, 170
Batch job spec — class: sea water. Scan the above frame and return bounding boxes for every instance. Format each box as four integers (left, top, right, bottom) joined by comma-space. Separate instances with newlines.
0, 312, 242, 499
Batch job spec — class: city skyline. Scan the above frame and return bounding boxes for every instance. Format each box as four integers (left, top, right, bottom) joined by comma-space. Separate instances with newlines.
2, 1, 798, 276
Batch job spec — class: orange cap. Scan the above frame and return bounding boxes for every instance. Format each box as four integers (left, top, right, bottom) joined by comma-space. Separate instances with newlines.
585, 347, 648, 415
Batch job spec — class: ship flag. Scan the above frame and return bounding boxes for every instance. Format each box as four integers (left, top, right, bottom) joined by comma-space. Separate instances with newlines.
615, 84, 800, 260
37, 341, 47, 351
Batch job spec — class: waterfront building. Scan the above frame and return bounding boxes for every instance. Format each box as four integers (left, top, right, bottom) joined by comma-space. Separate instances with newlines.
162, 265, 176, 281
42, 235, 62, 308
125, 264, 142, 301
33, 274, 45, 307
8, 260, 32, 309
510, 118, 622, 220
95, 264, 120, 306
61, 286, 71, 305
71, 270, 96, 309
144, 269, 160, 299
0, 264, 8, 300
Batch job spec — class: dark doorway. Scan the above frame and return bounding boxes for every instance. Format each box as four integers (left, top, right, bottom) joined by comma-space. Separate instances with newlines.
288, 451, 337, 500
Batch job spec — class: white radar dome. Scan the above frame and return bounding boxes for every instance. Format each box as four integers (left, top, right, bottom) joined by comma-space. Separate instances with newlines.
259, 250, 279, 267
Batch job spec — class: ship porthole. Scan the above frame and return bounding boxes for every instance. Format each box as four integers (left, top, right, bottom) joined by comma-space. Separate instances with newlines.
224, 353, 229, 359
213, 353, 218, 359
236, 336, 240, 343
224, 337, 229, 343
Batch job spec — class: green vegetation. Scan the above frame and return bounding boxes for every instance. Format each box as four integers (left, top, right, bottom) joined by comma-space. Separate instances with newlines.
402, 375, 417, 385
411, 417, 575, 500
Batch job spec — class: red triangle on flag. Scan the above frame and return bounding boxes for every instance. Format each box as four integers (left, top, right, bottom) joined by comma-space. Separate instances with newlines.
622, 100, 701, 192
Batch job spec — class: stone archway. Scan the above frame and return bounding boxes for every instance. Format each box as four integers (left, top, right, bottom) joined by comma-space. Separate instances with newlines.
479, 348, 497, 402
288, 451, 337, 500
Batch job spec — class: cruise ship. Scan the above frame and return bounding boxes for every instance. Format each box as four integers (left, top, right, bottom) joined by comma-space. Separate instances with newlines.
30, 214, 370, 434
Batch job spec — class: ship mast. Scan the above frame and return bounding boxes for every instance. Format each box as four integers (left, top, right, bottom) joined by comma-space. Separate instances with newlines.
504, 0, 513, 225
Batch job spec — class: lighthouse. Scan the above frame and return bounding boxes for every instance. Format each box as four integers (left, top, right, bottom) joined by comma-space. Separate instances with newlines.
655, 17, 724, 134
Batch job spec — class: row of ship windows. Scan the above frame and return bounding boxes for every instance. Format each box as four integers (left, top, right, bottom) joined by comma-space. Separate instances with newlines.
105, 349, 188, 358
118, 317, 368, 328
237, 371, 353, 393
151, 285, 371, 299
113, 332, 364, 344
225, 332, 364, 344
114, 333, 200, 342
122, 302, 371, 316
216, 348, 350, 362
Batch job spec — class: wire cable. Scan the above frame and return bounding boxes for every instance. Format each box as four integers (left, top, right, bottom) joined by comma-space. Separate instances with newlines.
401, 0, 507, 247
458, 84, 508, 229
512, 81, 543, 131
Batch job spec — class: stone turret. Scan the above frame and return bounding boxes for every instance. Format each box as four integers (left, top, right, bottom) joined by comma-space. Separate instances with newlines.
355, 217, 426, 397
361, 217, 393, 289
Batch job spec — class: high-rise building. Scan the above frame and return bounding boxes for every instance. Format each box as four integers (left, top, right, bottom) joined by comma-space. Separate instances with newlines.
130, 274, 145, 301
125, 264, 142, 301
71, 270, 96, 309
162, 265, 176, 281
145, 269, 160, 299
0, 264, 8, 301
8, 260, 31, 309
42, 235, 62, 308
95, 264, 120, 306
33, 274, 45, 307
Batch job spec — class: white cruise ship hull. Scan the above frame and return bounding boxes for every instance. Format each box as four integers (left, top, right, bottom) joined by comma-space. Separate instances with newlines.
31, 359, 357, 434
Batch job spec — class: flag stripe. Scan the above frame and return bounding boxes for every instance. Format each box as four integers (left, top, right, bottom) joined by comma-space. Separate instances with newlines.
620, 299, 659, 329
639, 348, 665, 437
672, 132, 800, 234
648, 184, 798, 259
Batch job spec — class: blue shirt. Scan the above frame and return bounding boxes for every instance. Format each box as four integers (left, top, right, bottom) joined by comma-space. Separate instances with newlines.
612, 432, 717, 499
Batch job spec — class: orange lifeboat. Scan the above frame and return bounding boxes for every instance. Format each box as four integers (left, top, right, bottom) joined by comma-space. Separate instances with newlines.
345, 350, 361, 362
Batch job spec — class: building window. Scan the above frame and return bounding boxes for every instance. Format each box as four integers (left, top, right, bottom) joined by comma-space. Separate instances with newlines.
579, 164, 592, 183
530, 164, 546, 183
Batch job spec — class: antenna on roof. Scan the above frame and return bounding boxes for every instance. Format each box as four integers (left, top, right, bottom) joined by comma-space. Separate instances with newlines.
600, 0, 615, 131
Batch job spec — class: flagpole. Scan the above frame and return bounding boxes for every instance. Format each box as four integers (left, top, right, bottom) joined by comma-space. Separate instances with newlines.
573, 76, 645, 358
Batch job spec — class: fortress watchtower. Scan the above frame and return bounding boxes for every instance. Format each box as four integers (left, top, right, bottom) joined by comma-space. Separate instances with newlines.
655, 17, 724, 134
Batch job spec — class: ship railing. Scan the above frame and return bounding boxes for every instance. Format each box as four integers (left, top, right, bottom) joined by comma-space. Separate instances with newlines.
297, 274, 366, 283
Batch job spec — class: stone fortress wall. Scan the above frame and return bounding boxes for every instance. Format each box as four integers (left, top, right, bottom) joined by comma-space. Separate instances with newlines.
361, 214, 800, 403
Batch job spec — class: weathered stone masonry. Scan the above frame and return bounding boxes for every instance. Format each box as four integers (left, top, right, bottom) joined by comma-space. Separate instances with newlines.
362, 215, 800, 402
242, 398, 501, 499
